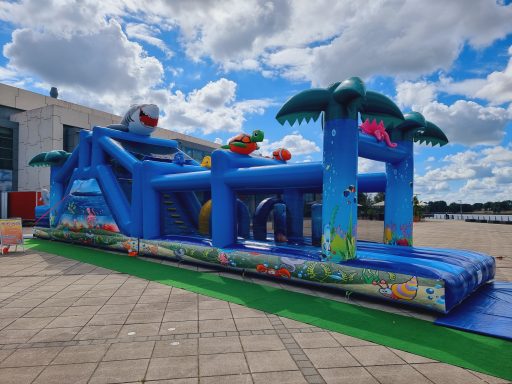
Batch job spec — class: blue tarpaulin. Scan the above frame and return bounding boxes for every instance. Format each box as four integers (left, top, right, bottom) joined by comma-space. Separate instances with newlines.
435, 282, 512, 340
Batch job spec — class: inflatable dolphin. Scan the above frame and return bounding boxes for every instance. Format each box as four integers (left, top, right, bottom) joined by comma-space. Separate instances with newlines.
108, 104, 159, 136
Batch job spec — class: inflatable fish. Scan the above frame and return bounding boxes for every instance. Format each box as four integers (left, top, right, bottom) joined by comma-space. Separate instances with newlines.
272, 148, 292, 161
108, 104, 159, 136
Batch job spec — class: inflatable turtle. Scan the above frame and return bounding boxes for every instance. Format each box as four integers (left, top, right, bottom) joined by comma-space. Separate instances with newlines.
222, 130, 264, 155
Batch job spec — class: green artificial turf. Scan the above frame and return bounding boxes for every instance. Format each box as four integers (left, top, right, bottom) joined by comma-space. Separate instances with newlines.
25, 238, 512, 380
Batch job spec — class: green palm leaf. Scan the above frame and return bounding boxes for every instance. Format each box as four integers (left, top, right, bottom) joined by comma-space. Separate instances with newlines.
275, 77, 447, 147
391, 112, 426, 142
28, 153, 48, 167
29, 150, 71, 167
414, 121, 448, 146
276, 89, 330, 126
360, 91, 404, 133
276, 77, 367, 125
333, 77, 366, 118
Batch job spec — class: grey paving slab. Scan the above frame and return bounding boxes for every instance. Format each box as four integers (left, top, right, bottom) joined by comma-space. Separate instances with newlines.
52, 344, 109, 364
318, 367, 379, 384
201, 374, 252, 384
103, 340, 155, 361
240, 334, 285, 352
293, 332, 340, 349
89, 358, 149, 384
153, 339, 198, 357
198, 335, 242, 354
345, 346, 405, 366
304, 347, 360, 369
199, 352, 249, 376
412, 363, 489, 384
199, 318, 237, 333
33, 362, 97, 384
0, 346, 62, 367
252, 371, 308, 384
0, 366, 45, 384
146, 356, 198, 380
245, 350, 299, 373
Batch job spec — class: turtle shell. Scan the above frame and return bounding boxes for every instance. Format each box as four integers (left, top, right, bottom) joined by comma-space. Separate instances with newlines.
229, 133, 252, 144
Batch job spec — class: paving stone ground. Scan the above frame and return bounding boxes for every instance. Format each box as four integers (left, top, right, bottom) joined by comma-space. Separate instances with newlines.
0, 220, 510, 384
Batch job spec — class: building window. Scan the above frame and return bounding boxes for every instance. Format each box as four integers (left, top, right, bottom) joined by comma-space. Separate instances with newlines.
0, 126, 13, 191
63, 125, 82, 153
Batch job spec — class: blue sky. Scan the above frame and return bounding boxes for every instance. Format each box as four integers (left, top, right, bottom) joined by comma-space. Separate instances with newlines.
0, 1, 511, 203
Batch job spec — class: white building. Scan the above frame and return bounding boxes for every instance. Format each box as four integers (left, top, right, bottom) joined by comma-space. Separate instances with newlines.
0, 83, 219, 192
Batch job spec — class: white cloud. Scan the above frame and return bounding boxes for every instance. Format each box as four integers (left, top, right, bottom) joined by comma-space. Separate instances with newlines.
3, 19, 164, 95
158, 78, 272, 135
2, 1, 512, 86
163, 1, 512, 85
480, 145, 512, 165
214, 137, 223, 145
421, 100, 510, 146
0, 3, 272, 136
395, 81, 436, 109
440, 46, 512, 106
125, 23, 173, 59
270, 1, 512, 85
0, 0, 124, 36
358, 158, 385, 173
395, 80, 512, 146
415, 145, 512, 203
258, 132, 320, 158
492, 166, 512, 183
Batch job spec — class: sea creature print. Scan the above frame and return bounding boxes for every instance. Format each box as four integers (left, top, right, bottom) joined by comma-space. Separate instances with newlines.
86, 208, 97, 228
360, 118, 397, 148
373, 276, 418, 300
218, 252, 229, 265
322, 224, 331, 259
256, 264, 291, 278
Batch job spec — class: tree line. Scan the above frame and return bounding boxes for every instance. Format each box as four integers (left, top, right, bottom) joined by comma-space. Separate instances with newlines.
426, 200, 512, 214
357, 194, 512, 214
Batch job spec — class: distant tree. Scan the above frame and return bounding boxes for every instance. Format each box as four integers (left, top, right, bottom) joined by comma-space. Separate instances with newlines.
498, 200, 512, 212
472, 203, 483, 211
428, 200, 448, 212
448, 202, 460, 213
374, 192, 385, 203
483, 202, 494, 211
358, 192, 370, 207
413, 196, 424, 219
461, 204, 473, 213
357, 193, 372, 218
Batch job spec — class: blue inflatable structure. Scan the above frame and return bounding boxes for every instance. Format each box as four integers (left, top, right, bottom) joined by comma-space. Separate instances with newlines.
32, 79, 496, 314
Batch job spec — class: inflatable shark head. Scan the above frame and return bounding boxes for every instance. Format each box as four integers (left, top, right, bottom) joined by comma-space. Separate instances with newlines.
121, 104, 159, 136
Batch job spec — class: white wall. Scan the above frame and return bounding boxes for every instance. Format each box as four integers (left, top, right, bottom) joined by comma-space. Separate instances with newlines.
10, 104, 120, 191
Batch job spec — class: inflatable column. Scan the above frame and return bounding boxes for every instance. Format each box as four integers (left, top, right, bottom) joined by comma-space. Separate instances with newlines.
322, 118, 359, 261
211, 150, 237, 248
283, 189, 303, 242
275, 77, 366, 261
384, 140, 413, 246
49, 166, 63, 228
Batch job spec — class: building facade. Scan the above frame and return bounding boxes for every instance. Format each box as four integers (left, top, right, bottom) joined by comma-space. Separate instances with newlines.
0, 83, 219, 192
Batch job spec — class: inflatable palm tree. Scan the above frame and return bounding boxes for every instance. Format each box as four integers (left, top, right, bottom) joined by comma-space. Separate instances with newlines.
277, 77, 370, 261
276, 77, 448, 261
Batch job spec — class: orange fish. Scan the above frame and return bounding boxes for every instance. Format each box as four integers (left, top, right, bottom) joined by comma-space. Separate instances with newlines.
272, 148, 292, 161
